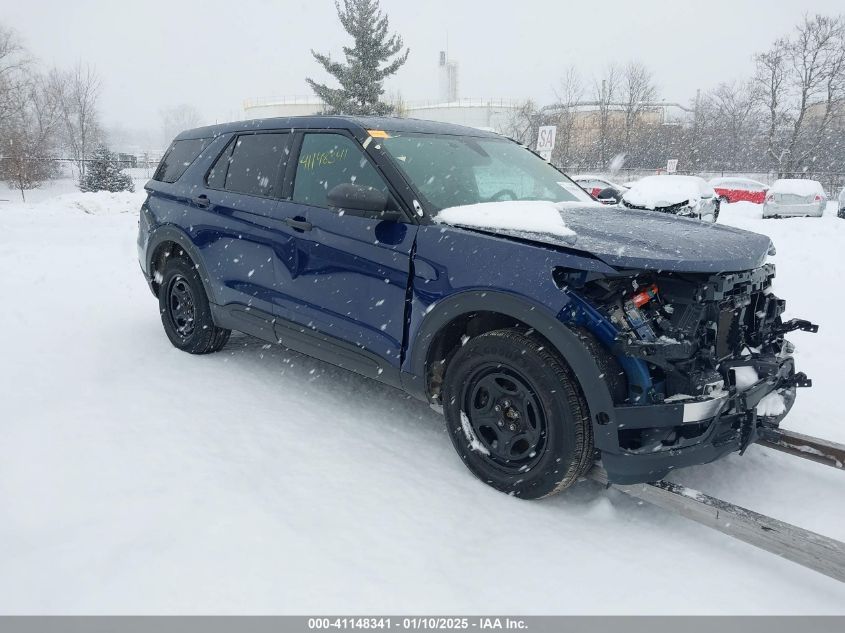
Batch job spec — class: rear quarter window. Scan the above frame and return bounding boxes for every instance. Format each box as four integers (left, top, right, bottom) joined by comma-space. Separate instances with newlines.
154, 139, 210, 183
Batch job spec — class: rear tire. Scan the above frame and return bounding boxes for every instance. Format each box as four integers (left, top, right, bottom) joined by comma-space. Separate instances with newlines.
158, 257, 231, 354
442, 329, 593, 499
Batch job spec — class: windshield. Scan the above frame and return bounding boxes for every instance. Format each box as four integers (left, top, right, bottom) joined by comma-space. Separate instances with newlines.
378, 133, 593, 211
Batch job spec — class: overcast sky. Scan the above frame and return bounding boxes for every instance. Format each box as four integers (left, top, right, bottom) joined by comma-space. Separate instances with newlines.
5, 0, 844, 145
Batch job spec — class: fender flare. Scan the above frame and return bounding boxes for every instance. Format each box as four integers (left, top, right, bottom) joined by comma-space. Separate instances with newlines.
145, 224, 219, 305
405, 290, 618, 449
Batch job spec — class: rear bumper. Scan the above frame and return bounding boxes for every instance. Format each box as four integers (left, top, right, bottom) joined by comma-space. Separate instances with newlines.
763, 203, 825, 217
599, 353, 805, 484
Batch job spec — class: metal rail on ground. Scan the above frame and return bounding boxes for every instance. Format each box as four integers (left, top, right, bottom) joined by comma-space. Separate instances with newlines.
588, 465, 845, 584
756, 428, 845, 470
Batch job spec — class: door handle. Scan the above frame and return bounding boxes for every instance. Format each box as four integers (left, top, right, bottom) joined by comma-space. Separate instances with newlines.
285, 217, 313, 232
192, 194, 210, 208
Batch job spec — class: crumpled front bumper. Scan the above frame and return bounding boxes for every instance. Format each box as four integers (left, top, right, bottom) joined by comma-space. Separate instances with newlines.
597, 352, 810, 484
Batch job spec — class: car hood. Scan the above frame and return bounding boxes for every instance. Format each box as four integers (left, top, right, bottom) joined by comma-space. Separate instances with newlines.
466, 204, 773, 273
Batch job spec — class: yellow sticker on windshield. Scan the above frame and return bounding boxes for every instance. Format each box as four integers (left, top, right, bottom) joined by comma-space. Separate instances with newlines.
367, 130, 390, 138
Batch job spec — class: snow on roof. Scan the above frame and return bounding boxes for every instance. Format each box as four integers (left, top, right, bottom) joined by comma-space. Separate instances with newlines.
622, 175, 714, 209
571, 174, 607, 181
770, 179, 824, 196
708, 177, 767, 190
434, 201, 576, 238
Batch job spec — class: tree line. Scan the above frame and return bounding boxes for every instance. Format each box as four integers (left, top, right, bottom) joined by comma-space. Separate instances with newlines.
0, 25, 204, 201
0, 25, 107, 200
505, 13, 845, 178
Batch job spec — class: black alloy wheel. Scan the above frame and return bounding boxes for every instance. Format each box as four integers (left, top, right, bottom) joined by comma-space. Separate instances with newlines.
461, 365, 548, 473
157, 256, 231, 354
442, 329, 593, 499
166, 275, 196, 338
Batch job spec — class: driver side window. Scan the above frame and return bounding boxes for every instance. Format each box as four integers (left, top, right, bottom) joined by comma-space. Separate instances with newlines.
292, 133, 392, 212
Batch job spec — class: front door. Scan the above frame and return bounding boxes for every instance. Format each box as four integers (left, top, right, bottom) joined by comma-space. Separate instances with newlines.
276, 131, 417, 376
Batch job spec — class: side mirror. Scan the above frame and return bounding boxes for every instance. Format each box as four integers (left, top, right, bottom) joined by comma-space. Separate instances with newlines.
327, 183, 401, 221
597, 187, 622, 204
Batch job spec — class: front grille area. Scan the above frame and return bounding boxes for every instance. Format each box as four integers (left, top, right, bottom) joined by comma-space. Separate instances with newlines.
716, 308, 739, 359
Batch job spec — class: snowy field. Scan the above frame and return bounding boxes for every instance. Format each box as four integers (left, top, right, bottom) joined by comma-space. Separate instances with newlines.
1, 181, 844, 614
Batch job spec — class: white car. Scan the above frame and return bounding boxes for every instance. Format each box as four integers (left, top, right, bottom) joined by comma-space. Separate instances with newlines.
621, 175, 719, 222
762, 179, 826, 218
571, 175, 628, 204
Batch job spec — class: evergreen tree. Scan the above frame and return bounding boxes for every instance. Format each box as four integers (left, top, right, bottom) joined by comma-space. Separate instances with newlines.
306, 0, 409, 116
79, 144, 134, 193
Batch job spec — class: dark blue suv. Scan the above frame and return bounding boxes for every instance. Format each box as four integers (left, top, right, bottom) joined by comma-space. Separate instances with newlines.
138, 116, 815, 498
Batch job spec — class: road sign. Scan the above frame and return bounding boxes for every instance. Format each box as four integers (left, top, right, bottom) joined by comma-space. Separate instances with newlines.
536, 126, 557, 161
666, 159, 678, 174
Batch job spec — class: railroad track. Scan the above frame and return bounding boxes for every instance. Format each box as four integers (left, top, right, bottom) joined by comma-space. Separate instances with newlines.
589, 428, 845, 584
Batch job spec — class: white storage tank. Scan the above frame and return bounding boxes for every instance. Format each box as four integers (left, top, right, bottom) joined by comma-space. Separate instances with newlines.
243, 96, 325, 119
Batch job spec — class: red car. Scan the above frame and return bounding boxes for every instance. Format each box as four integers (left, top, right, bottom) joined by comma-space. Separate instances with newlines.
708, 177, 768, 204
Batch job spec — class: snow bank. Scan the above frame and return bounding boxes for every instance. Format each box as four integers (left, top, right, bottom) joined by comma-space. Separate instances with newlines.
40, 191, 147, 215
435, 200, 576, 238
1, 189, 845, 614
769, 179, 824, 197
623, 175, 714, 209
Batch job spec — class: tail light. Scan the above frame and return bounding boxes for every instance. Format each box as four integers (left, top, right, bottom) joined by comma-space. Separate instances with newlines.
814, 194, 823, 202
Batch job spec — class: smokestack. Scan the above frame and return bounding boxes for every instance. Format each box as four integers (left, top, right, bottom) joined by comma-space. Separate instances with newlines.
438, 52, 458, 103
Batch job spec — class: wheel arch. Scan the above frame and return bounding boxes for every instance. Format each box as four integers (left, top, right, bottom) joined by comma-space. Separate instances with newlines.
146, 225, 218, 303
407, 291, 618, 440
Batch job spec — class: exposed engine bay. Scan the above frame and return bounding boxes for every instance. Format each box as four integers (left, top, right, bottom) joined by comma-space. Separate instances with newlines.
558, 264, 818, 455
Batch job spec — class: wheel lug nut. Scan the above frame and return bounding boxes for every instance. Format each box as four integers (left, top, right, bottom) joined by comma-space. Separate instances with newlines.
509, 424, 517, 431
497, 420, 504, 428
494, 405, 501, 412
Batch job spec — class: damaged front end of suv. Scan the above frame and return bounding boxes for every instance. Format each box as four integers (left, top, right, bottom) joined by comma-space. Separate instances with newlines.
557, 262, 818, 483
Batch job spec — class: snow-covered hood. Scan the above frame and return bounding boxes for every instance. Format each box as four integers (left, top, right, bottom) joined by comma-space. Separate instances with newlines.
438, 203, 773, 274
556, 205, 772, 272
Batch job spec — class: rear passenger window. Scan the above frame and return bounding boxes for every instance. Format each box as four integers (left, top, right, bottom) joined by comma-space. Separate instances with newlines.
154, 139, 209, 183
206, 142, 233, 190
222, 133, 290, 197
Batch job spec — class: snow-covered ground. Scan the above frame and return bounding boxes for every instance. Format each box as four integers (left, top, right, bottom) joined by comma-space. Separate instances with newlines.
1, 187, 844, 614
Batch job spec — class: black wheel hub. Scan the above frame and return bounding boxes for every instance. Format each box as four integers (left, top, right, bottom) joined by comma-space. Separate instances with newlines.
167, 275, 196, 338
461, 366, 548, 471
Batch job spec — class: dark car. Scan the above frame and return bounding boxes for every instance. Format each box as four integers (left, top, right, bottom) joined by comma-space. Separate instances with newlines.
138, 116, 815, 498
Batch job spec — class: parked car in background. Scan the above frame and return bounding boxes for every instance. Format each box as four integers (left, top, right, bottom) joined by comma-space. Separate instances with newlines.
708, 177, 768, 204
763, 179, 826, 218
621, 175, 719, 222
572, 175, 629, 203
838, 186, 845, 219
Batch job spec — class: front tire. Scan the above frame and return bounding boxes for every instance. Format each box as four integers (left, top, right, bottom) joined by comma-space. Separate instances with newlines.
442, 329, 593, 499
158, 256, 231, 354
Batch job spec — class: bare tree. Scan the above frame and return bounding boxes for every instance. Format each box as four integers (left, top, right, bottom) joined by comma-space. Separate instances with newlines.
160, 104, 203, 146
0, 73, 61, 201
700, 80, 761, 169
503, 99, 542, 147
0, 25, 32, 130
551, 65, 584, 166
49, 63, 102, 178
755, 14, 845, 175
619, 61, 658, 154
592, 64, 620, 168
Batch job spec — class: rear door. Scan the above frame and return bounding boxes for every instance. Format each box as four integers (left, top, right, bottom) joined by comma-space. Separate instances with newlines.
275, 130, 418, 375
199, 131, 303, 334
